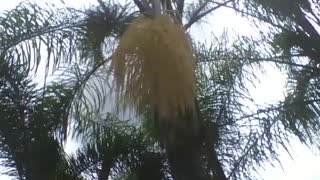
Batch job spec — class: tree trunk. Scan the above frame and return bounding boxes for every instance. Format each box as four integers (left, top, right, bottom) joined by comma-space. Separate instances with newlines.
157, 107, 208, 180
166, 142, 207, 180
98, 157, 112, 180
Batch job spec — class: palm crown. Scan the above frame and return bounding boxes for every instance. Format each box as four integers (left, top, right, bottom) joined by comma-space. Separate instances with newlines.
1, 0, 320, 180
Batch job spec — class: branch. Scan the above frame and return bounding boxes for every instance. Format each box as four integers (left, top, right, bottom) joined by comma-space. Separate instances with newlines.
249, 56, 317, 70
220, 3, 293, 32
133, 0, 147, 12
176, 0, 185, 17
184, 0, 234, 30
133, 0, 153, 16
227, 116, 278, 179
197, 54, 315, 70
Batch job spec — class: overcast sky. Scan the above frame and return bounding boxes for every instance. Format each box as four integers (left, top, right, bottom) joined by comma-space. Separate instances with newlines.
1, 0, 320, 180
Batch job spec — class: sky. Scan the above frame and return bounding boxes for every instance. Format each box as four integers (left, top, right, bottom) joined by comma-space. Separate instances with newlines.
1, 0, 320, 180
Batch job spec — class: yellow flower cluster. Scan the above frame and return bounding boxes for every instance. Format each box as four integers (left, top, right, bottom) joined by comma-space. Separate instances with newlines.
112, 15, 195, 119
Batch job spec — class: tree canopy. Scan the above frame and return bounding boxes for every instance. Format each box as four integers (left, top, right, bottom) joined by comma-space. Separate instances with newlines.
0, 0, 320, 180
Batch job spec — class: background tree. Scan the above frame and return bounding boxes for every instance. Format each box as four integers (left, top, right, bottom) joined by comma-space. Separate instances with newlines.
218, 0, 320, 147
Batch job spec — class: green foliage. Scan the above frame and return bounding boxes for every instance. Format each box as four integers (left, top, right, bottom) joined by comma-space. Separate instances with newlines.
0, 62, 81, 179
67, 118, 167, 180
231, 0, 320, 147
80, 0, 135, 65
193, 33, 292, 179
0, 1, 82, 75
2, 0, 320, 180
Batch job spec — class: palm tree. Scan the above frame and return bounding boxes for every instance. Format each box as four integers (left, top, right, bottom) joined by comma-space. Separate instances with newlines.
0, 0, 310, 180
226, 0, 320, 147
0, 58, 167, 179
0, 1, 170, 179
0, 62, 81, 179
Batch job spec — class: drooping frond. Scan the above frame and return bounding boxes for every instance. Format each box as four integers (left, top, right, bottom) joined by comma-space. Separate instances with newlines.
0, 2, 82, 75
80, 0, 135, 65
0, 62, 81, 179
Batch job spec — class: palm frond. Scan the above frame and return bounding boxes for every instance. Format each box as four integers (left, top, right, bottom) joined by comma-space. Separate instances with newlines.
0, 2, 82, 75
79, 0, 136, 65
193, 33, 293, 179
67, 115, 167, 180
0, 62, 81, 179
183, 0, 234, 29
